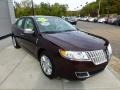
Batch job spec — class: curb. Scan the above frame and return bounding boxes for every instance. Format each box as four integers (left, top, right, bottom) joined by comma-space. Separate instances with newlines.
108, 56, 120, 80
0, 34, 12, 40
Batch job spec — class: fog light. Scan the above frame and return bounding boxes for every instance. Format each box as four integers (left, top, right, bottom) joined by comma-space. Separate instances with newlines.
75, 72, 90, 78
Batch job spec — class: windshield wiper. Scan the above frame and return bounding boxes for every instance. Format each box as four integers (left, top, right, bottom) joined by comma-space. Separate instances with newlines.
42, 30, 75, 34
63, 30, 75, 32
42, 31, 61, 34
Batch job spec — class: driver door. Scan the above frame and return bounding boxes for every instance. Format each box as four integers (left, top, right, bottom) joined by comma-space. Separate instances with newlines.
22, 18, 38, 53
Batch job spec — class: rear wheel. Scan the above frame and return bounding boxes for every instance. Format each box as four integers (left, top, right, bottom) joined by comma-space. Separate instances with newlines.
12, 36, 20, 49
39, 51, 57, 79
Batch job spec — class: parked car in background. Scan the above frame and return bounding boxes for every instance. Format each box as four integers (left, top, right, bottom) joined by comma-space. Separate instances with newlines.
66, 17, 77, 25
107, 16, 120, 26
107, 17, 117, 25
76, 17, 80, 21
88, 17, 98, 22
64, 17, 69, 21
98, 17, 108, 23
80, 17, 85, 21
94, 17, 98, 22
83, 17, 89, 21
88, 17, 95, 22
112, 15, 120, 26
12, 16, 112, 80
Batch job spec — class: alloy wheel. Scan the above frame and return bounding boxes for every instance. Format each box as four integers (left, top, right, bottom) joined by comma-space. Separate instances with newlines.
40, 55, 53, 76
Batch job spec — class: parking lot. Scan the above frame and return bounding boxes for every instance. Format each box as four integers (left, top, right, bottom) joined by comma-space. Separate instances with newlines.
0, 21, 120, 90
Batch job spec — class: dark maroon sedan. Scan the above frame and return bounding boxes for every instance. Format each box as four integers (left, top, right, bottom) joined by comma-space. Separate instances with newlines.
12, 16, 112, 80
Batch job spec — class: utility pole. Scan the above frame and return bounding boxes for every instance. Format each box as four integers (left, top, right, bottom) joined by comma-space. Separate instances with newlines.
31, 0, 35, 16
107, 0, 112, 19
98, 0, 102, 17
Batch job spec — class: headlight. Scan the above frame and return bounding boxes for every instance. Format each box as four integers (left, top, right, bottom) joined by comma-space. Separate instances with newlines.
107, 44, 112, 60
59, 49, 90, 61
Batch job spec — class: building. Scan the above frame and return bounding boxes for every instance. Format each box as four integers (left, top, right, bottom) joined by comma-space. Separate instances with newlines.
0, 0, 15, 38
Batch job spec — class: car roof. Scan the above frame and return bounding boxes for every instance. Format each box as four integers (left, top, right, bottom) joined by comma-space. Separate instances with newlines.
16, 16, 60, 24
21, 15, 58, 19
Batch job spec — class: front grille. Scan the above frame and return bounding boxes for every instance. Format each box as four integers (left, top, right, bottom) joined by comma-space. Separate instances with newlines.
86, 50, 107, 65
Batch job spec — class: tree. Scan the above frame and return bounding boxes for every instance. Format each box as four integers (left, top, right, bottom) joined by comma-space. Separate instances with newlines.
50, 3, 68, 16
80, 0, 120, 17
14, 0, 68, 17
80, 2, 97, 17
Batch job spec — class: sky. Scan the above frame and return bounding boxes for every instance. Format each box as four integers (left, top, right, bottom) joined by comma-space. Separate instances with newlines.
14, 0, 96, 11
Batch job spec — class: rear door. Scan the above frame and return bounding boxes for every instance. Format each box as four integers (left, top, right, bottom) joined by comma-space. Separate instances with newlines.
13, 18, 25, 46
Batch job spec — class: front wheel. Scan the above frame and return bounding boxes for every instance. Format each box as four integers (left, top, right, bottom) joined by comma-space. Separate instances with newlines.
39, 51, 57, 79
12, 36, 20, 49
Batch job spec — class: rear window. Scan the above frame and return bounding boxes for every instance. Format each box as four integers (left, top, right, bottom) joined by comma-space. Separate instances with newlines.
16, 18, 24, 29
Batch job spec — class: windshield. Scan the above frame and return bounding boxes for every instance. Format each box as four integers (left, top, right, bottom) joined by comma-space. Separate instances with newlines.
35, 17, 76, 33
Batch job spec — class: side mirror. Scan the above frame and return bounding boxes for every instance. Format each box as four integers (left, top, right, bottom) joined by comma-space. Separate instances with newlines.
24, 28, 34, 34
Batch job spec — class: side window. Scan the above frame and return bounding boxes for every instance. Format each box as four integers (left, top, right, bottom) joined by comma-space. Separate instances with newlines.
16, 19, 24, 29
24, 18, 35, 31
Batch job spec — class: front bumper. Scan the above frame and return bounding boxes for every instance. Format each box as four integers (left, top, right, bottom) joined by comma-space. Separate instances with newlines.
54, 56, 108, 79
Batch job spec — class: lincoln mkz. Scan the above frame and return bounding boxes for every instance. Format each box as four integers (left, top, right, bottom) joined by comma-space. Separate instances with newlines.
12, 16, 112, 80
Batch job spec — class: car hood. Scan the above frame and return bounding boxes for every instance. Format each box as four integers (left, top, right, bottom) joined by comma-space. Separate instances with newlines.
42, 31, 108, 51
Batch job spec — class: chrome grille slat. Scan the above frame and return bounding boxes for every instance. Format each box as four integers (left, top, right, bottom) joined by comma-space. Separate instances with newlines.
85, 50, 107, 65
94, 52, 99, 62
97, 51, 100, 62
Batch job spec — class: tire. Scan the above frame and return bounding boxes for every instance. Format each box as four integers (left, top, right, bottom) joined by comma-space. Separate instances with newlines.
12, 36, 21, 49
39, 51, 57, 79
